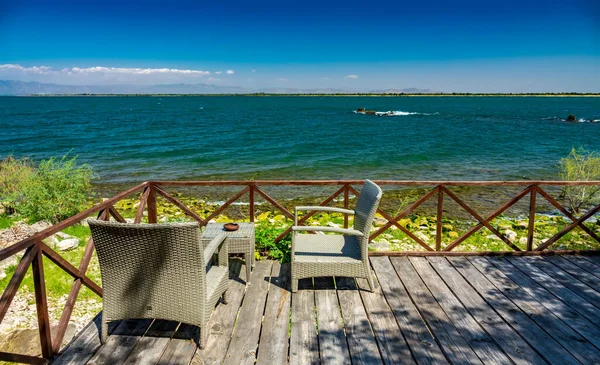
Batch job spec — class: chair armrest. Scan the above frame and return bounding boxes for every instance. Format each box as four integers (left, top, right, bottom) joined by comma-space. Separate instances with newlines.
203, 232, 227, 264
295, 206, 355, 215
291, 226, 364, 236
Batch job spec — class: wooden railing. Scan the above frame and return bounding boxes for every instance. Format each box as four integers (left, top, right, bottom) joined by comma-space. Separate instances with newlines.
1, 180, 599, 363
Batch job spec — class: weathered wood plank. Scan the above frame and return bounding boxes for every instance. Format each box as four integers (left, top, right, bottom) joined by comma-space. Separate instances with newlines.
356, 273, 416, 365
370, 256, 449, 364
390, 257, 483, 365
562, 255, 600, 280
527, 256, 600, 306
314, 278, 351, 365
408, 257, 511, 365
448, 257, 581, 365
223, 260, 273, 365
336, 277, 383, 365
256, 262, 291, 365
122, 319, 178, 365
546, 256, 600, 292
427, 257, 546, 365
86, 319, 153, 365
52, 314, 118, 365
157, 324, 199, 365
193, 259, 247, 365
585, 255, 600, 266
486, 256, 600, 350
290, 278, 319, 365
508, 256, 600, 326
469, 256, 600, 364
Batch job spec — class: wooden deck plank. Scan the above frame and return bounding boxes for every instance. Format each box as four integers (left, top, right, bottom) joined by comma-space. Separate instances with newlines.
156, 324, 199, 365
469, 256, 600, 365
122, 319, 178, 365
562, 255, 600, 280
426, 257, 547, 365
52, 315, 118, 365
448, 257, 582, 365
486, 257, 600, 351
256, 262, 291, 365
507, 256, 600, 326
545, 256, 600, 292
290, 278, 319, 365
370, 256, 449, 365
585, 255, 600, 266
86, 318, 153, 365
336, 277, 383, 365
356, 274, 416, 365
223, 260, 273, 365
390, 257, 483, 365
408, 257, 511, 365
527, 256, 600, 306
192, 259, 247, 365
314, 277, 352, 365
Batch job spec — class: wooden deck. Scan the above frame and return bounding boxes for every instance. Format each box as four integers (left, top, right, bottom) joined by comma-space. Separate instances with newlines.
53, 255, 600, 365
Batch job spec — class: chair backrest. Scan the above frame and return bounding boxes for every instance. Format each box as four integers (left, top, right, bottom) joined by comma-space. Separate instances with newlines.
353, 180, 383, 236
88, 220, 207, 322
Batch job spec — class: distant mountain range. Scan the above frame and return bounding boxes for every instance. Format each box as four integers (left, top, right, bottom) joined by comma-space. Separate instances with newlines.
0, 80, 434, 95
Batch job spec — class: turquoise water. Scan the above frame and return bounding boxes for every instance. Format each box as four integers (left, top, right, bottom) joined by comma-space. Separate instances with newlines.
1, 96, 599, 185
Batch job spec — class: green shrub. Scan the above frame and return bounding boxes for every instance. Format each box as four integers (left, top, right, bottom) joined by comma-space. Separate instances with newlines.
255, 223, 292, 263
0, 155, 34, 214
559, 148, 600, 214
18, 155, 95, 223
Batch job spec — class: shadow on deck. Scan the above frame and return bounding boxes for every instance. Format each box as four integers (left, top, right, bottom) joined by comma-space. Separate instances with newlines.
53, 255, 600, 365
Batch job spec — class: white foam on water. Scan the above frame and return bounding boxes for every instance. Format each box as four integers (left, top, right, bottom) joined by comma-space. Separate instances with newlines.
354, 110, 437, 116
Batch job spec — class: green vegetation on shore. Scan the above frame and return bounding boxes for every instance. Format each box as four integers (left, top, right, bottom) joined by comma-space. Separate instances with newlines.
0, 154, 94, 223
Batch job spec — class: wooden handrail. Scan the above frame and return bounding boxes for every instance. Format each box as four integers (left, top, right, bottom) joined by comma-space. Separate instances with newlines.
1, 179, 600, 363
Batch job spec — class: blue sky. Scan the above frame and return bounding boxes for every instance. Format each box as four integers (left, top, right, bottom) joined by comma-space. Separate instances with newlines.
1, 0, 598, 92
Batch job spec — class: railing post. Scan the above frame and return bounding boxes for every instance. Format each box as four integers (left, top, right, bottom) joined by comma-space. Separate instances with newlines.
147, 183, 157, 224
249, 184, 255, 223
344, 184, 349, 229
32, 240, 53, 359
527, 185, 537, 251
436, 186, 444, 251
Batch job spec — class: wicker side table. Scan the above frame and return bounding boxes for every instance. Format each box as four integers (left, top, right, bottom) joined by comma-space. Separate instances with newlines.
201, 222, 255, 282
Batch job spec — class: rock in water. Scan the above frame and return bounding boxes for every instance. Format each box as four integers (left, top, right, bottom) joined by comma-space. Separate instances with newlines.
567, 114, 577, 121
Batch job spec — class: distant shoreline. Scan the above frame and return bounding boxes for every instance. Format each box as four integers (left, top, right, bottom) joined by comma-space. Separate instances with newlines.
12, 93, 600, 97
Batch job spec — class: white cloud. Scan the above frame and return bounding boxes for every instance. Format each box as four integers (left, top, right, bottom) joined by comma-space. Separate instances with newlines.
207, 77, 220, 81
226, 70, 234, 75
278, 78, 289, 81
0, 63, 214, 85
0, 64, 211, 76
345, 74, 359, 79
321, 77, 330, 80
215, 71, 223, 75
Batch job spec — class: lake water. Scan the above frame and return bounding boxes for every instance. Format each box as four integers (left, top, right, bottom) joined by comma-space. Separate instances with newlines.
1, 96, 599, 186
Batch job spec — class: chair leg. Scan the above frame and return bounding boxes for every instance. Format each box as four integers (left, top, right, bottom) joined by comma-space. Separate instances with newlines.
291, 278, 298, 293
199, 322, 209, 349
222, 289, 229, 304
366, 272, 375, 292
101, 319, 108, 344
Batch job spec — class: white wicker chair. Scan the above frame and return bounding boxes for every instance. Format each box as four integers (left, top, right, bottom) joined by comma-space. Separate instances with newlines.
89, 220, 229, 348
291, 180, 383, 292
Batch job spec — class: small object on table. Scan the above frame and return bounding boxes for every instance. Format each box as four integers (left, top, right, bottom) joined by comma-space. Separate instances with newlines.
223, 223, 239, 231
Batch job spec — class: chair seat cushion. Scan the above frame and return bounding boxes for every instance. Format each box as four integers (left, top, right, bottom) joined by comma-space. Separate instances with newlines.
293, 234, 361, 263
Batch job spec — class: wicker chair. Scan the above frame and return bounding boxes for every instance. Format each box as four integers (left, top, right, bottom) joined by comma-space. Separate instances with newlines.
291, 180, 383, 292
88, 220, 230, 348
